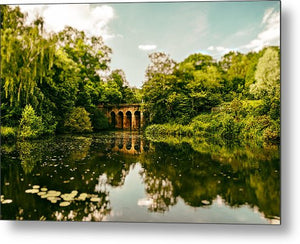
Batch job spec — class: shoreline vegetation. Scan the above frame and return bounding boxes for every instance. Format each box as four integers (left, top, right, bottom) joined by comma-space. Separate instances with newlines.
1, 6, 280, 147
145, 98, 280, 147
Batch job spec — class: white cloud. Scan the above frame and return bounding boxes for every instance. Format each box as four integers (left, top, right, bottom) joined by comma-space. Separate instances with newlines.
243, 8, 280, 52
138, 44, 157, 51
262, 8, 274, 25
207, 45, 231, 53
215, 46, 229, 52
19, 4, 115, 40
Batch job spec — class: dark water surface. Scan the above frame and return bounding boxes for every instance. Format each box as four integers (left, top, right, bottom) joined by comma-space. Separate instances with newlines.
1, 131, 280, 224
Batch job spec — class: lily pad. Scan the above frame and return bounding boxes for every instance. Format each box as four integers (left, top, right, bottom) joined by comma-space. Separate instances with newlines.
38, 192, 46, 196
47, 191, 61, 197
2, 199, 13, 204
47, 196, 61, 204
61, 193, 75, 201
25, 189, 39, 194
59, 201, 71, 207
90, 197, 101, 202
32, 185, 40, 189
47, 196, 61, 201
41, 188, 48, 192
201, 200, 210, 205
77, 193, 88, 201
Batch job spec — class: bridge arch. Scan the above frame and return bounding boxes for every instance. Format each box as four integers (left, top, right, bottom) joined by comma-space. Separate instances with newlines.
117, 111, 124, 129
134, 111, 141, 130
98, 104, 143, 130
125, 111, 132, 129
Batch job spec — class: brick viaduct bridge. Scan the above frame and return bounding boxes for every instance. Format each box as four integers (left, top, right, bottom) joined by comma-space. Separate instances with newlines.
98, 104, 144, 130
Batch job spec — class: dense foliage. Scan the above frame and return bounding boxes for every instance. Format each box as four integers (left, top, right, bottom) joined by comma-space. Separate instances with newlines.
18, 105, 45, 139
1, 6, 141, 139
142, 47, 280, 145
64, 107, 92, 133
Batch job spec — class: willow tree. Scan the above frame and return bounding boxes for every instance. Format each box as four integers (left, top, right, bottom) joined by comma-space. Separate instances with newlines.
1, 6, 56, 108
1, 6, 56, 126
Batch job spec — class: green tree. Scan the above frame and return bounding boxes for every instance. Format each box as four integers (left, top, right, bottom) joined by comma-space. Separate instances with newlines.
1, 6, 56, 125
188, 65, 223, 113
57, 26, 112, 111
250, 47, 280, 98
1, 6, 55, 107
145, 52, 176, 81
107, 69, 140, 104
64, 107, 93, 133
143, 52, 223, 124
219, 51, 250, 96
179, 53, 214, 71
44, 47, 81, 131
19, 105, 44, 139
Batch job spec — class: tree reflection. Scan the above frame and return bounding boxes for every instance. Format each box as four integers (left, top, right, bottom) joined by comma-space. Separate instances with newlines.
141, 135, 280, 220
17, 141, 43, 174
140, 169, 176, 212
52, 193, 111, 221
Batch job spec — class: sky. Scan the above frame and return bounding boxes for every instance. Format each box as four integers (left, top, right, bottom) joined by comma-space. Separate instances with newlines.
16, 1, 280, 88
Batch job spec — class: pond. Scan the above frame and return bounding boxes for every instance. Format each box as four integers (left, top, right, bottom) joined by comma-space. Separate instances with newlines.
1, 131, 280, 224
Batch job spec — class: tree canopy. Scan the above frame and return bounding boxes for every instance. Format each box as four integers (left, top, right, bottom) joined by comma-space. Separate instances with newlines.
1, 5, 141, 134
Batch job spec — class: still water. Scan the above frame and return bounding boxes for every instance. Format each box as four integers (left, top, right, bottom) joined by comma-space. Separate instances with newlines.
1, 131, 280, 224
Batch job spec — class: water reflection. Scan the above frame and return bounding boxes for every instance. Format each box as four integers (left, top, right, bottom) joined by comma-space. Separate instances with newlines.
18, 141, 43, 174
140, 169, 176, 213
1, 132, 280, 223
110, 132, 148, 154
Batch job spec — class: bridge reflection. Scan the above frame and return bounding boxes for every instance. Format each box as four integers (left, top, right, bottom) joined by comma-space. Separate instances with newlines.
109, 132, 149, 155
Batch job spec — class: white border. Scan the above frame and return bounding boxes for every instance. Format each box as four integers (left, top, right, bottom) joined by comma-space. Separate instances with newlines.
1, 1, 300, 244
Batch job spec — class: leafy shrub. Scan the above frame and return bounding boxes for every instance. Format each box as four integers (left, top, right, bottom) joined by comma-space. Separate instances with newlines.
19, 105, 44, 139
64, 107, 93, 133
220, 114, 242, 141
263, 121, 280, 144
1, 126, 17, 141
269, 99, 280, 121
